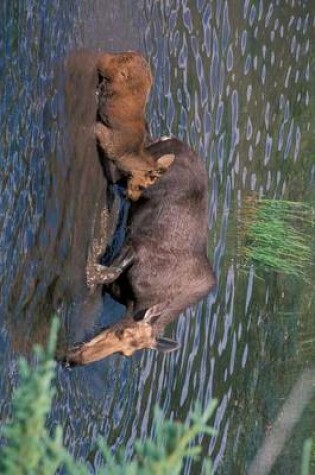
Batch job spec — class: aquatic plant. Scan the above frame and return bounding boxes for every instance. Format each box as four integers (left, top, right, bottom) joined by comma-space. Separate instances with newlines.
238, 197, 315, 280
0, 318, 216, 475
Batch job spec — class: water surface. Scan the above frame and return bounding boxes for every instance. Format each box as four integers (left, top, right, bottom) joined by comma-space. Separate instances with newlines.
1, 1, 315, 473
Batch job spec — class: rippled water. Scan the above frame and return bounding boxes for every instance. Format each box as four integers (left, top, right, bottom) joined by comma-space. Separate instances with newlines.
1, 1, 315, 473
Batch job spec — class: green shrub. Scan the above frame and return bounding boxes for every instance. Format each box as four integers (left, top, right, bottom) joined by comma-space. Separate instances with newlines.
0, 318, 70, 475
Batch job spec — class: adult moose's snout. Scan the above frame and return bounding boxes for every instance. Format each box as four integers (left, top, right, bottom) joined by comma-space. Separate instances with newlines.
64, 305, 181, 366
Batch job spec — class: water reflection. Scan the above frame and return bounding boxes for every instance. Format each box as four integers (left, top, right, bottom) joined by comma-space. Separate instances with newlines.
1, 0, 315, 474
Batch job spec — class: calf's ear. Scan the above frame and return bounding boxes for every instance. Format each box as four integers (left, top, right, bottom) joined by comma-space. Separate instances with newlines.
155, 337, 180, 353
156, 153, 175, 172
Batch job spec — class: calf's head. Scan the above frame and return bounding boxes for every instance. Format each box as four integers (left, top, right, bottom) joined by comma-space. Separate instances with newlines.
127, 153, 175, 201
97, 51, 152, 107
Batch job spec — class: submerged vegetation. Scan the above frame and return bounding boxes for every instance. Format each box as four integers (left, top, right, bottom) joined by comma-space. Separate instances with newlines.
0, 318, 216, 475
238, 197, 315, 280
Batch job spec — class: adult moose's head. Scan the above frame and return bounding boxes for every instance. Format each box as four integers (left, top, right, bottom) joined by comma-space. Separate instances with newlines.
66, 305, 180, 366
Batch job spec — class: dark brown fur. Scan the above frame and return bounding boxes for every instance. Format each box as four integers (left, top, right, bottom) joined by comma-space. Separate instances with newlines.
66, 138, 215, 365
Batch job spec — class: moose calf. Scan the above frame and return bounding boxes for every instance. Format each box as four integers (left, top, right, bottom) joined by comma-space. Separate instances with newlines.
95, 51, 174, 200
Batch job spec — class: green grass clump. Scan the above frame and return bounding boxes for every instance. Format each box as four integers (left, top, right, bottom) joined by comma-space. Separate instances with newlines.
0, 317, 216, 475
238, 198, 315, 280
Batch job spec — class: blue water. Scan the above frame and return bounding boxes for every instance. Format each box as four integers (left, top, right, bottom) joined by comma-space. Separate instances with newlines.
1, 1, 315, 473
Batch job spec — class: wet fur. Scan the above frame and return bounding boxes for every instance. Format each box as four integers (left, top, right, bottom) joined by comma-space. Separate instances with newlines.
95, 52, 173, 200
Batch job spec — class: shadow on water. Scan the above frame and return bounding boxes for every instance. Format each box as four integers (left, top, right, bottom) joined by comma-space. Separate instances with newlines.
1, 0, 315, 474
2, 45, 111, 355
1, 0, 143, 435
0, 1, 142, 346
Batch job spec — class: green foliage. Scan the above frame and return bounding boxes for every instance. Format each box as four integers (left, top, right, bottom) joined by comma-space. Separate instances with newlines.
0, 317, 216, 475
0, 318, 69, 475
0, 317, 87, 475
238, 198, 315, 280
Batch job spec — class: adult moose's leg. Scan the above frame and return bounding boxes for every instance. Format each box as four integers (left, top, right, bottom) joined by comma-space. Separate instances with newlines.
87, 245, 134, 288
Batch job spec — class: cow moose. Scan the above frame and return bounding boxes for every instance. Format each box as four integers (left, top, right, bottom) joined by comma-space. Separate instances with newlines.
67, 139, 215, 365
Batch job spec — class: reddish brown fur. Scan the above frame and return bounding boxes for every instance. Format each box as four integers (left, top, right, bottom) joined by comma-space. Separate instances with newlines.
95, 52, 174, 200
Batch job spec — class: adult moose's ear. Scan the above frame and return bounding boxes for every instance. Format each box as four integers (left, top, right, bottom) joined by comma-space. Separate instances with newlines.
141, 304, 180, 353
156, 153, 175, 172
155, 337, 181, 353
141, 303, 168, 324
